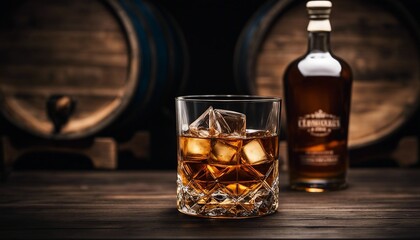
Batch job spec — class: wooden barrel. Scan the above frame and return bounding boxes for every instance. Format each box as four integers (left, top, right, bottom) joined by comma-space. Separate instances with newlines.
234, 0, 420, 151
0, 0, 188, 139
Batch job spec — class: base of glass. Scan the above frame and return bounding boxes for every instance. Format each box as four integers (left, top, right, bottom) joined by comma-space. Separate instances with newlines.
289, 179, 347, 192
177, 178, 279, 218
177, 207, 277, 219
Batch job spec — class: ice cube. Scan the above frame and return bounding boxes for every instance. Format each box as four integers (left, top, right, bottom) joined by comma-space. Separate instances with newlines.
245, 129, 271, 138
242, 139, 268, 164
184, 137, 211, 160
213, 109, 246, 137
209, 139, 241, 165
189, 107, 215, 137
189, 107, 246, 137
265, 103, 280, 134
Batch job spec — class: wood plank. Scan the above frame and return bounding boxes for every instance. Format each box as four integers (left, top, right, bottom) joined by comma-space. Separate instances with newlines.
0, 49, 128, 68
0, 65, 128, 87
1, 0, 122, 31
0, 169, 419, 239
0, 30, 129, 53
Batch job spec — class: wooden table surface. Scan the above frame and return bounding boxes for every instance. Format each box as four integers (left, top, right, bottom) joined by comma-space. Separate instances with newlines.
1, 169, 419, 239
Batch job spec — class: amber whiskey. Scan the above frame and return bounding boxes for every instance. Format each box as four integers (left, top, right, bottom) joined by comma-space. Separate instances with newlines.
283, 1, 352, 191
177, 132, 279, 217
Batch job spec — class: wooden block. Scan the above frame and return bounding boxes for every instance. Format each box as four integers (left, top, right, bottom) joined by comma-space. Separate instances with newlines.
1, 136, 118, 180
118, 131, 150, 159
392, 136, 419, 167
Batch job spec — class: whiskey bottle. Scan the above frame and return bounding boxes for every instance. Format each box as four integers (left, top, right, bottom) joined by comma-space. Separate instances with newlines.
283, 1, 352, 191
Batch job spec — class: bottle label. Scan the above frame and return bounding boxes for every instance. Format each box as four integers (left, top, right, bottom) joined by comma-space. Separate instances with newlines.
300, 150, 338, 166
298, 109, 340, 137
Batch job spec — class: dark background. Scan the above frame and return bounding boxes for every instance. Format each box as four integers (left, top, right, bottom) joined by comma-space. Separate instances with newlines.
153, 0, 420, 95
148, 0, 420, 169
1, 0, 420, 170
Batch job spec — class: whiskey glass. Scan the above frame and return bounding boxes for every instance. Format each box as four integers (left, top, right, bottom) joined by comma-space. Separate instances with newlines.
175, 95, 281, 218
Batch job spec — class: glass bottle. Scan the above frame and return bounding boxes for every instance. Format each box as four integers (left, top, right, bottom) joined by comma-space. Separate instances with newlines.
283, 0, 352, 191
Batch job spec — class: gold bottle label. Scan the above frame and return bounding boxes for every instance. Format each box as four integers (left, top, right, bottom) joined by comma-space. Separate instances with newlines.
298, 109, 341, 137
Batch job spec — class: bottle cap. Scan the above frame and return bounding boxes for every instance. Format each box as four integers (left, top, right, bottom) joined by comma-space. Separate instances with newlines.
306, 1, 332, 20
306, 1, 332, 31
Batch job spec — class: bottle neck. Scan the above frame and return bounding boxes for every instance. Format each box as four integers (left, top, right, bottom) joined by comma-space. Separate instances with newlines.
307, 31, 331, 53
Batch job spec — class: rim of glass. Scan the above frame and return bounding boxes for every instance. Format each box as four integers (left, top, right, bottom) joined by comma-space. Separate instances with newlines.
176, 95, 281, 102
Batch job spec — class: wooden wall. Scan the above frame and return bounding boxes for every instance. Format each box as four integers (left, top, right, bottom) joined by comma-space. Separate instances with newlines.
1, 0, 419, 169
